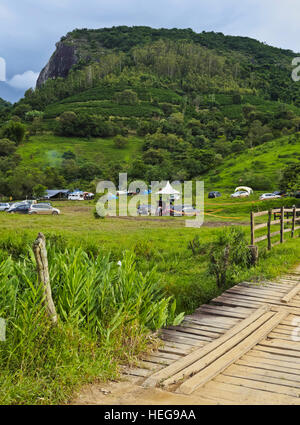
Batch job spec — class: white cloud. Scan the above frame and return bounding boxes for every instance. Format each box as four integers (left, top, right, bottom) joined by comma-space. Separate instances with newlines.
7, 70, 39, 90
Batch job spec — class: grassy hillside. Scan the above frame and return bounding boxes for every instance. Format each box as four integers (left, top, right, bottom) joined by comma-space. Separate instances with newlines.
18, 134, 143, 167
204, 133, 300, 191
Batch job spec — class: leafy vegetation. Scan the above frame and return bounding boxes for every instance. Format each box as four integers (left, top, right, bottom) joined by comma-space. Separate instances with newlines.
0, 240, 182, 404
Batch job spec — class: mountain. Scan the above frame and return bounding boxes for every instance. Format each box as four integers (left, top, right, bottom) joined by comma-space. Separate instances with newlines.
0, 97, 11, 109
1, 26, 299, 198
36, 26, 297, 88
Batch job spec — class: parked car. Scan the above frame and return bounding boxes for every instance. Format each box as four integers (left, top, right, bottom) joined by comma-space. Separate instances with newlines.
7, 204, 30, 214
137, 204, 156, 216
24, 199, 37, 205
208, 191, 221, 199
259, 193, 281, 201
7, 202, 24, 212
0, 203, 10, 211
272, 191, 286, 197
68, 193, 84, 201
169, 205, 200, 216
230, 191, 250, 198
29, 203, 60, 215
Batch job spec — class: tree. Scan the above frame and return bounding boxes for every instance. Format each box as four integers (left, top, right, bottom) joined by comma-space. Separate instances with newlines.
0, 139, 17, 157
33, 184, 47, 199
280, 163, 300, 192
114, 135, 128, 149
231, 138, 246, 153
1, 121, 26, 145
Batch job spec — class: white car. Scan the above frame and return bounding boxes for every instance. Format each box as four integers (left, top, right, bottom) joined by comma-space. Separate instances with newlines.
230, 191, 250, 198
259, 193, 281, 201
0, 202, 10, 211
68, 194, 84, 201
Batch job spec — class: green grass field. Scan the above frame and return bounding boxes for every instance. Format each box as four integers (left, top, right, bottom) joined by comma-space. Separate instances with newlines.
18, 134, 143, 167
1, 195, 299, 313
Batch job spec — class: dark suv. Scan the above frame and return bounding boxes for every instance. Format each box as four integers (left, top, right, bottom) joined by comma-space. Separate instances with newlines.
7, 204, 30, 214
208, 191, 221, 199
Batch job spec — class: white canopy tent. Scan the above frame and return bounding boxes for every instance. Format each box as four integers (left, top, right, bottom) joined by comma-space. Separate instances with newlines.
155, 181, 180, 196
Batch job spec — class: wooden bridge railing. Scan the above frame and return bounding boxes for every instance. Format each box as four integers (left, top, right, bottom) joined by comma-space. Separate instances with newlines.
251, 207, 300, 250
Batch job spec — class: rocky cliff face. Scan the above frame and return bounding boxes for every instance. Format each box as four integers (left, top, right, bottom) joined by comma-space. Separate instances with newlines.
36, 41, 79, 88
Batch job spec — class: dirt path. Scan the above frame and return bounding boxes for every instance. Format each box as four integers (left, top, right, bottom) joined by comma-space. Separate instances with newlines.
71, 376, 216, 405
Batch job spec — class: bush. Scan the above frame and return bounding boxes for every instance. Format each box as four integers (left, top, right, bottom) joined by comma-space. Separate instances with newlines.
208, 227, 251, 288
114, 135, 128, 149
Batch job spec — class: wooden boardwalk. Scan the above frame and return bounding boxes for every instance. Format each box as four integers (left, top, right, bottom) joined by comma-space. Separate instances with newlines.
124, 268, 300, 404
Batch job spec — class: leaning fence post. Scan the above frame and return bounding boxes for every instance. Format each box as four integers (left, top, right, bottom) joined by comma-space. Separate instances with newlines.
267, 209, 272, 250
33, 232, 58, 325
292, 206, 296, 238
250, 211, 255, 245
280, 206, 284, 244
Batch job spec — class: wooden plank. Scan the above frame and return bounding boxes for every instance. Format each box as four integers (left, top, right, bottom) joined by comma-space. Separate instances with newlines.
159, 332, 201, 347
168, 325, 222, 339
215, 374, 300, 398
226, 287, 282, 302
167, 310, 275, 390
254, 222, 267, 230
223, 364, 300, 388
178, 310, 288, 395
142, 305, 270, 388
255, 344, 300, 358
161, 328, 212, 342
236, 358, 300, 376
195, 381, 300, 405
196, 303, 252, 315
259, 338, 300, 352
253, 211, 269, 217
245, 349, 300, 365
180, 322, 225, 334
212, 294, 261, 309
197, 305, 249, 319
254, 235, 268, 243
217, 292, 300, 309
281, 283, 300, 304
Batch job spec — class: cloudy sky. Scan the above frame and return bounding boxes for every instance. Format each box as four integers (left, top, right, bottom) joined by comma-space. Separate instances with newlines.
0, 0, 300, 103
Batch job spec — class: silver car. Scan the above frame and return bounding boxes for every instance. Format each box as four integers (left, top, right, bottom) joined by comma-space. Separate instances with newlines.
0, 202, 10, 211
29, 203, 60, 215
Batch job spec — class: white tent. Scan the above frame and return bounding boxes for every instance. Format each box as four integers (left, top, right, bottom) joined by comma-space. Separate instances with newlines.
155, 181, 180, 195
235, 186, 253, 194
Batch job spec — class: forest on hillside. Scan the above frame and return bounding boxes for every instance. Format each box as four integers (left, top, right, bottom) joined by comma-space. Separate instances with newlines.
0, 26, 299, 198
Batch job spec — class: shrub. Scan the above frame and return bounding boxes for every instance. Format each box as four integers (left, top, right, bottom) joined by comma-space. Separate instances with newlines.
208, 227, 251, 288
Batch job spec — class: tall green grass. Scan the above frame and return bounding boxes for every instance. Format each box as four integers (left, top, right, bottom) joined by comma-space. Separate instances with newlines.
0, 243, 182, 404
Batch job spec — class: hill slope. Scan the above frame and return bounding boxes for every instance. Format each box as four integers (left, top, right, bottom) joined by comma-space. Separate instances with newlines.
1, 26, 300, 198
204, 133, 300, 191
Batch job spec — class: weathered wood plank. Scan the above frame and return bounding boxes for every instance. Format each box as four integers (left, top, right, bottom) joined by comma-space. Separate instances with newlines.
281, 283, 300, 304
178, 310, 288, 395
142, 305, 270, 388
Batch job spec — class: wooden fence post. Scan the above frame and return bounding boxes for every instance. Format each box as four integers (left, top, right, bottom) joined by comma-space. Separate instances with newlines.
268, 209, 272, 250
250, 212, 255, 246
280, 206, 284, 244
248, 245, 259, 266
33, 232, 58, 325
292, 206, 296, 238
